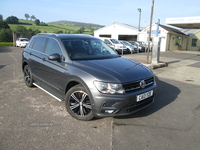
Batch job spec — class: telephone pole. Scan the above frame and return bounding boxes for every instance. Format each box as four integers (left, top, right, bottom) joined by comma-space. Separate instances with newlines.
137, 8, 141, 31
147, 0, 154, 64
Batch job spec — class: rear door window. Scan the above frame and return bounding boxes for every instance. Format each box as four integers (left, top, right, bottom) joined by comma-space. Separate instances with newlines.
32, 37, 48, 53
29, 38, 36, 49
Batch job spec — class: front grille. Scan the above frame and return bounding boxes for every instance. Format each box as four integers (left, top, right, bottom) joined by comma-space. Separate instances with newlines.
116, 96, 153, 114
123, 77, 154, 93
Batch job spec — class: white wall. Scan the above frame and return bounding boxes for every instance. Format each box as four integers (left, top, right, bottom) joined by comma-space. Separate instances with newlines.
138, 24, 169, 52
94, 23, 138, 40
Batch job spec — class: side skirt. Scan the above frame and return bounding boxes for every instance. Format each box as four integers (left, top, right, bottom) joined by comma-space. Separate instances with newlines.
33, 83, 64, 102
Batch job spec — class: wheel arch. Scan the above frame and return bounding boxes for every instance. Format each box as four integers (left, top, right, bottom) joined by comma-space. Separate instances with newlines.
64, 77, 95, 104
22, 61, 29, 71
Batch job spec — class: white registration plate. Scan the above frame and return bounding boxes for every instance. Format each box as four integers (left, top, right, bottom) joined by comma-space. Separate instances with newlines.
136, 90, 153, 102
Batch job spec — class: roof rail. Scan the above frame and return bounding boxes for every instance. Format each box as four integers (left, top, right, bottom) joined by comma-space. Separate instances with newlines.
38, 33, 58, 36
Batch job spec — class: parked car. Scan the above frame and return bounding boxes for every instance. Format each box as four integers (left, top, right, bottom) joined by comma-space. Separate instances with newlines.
22, 33, 156, 121
129, 41, 146, 52
144, 41, 153, 52
137, 41, 146, 46
16, 38, 29, 48
119, 40, 137, 53
99, 38, 126, 54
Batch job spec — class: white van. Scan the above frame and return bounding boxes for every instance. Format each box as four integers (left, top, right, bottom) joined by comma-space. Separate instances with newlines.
99, 38, 126, 54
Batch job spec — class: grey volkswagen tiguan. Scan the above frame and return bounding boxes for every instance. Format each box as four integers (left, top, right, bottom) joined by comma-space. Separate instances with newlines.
22, 33, 156, 121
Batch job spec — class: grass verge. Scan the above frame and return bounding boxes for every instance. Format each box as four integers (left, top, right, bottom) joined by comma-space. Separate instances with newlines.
0, 42, 14, 46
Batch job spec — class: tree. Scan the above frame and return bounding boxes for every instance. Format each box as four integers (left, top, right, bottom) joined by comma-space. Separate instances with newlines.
25, 14, 30, 21
27, 28, 33, 34
34, 19, 40, 25
0, 20, 10, 29
14, 25, 27, 33
76, 27, 85, 34
56, 30, 63, 33
6, 16, 19, 24
80, 27, 85, 33
0, 28, 12, 42
0, 14, 3, 20
30, 15, 36, 21
32, 29, 41, 34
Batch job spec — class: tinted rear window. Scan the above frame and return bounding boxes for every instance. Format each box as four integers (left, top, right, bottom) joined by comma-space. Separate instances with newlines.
32, 37, 48, 52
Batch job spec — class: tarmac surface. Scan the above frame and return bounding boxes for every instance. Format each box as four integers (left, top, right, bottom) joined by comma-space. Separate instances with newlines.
122, 50, 200, 70
0, 47, 200, 150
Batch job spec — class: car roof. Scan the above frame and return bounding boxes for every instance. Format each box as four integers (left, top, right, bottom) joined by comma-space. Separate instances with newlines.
35, 33, 98, 40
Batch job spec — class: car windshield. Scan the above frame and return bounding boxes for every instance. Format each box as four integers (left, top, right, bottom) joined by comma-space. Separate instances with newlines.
123, 41, 132, 46
20, 39, 29, 41
130, 41, 139, 46
62, 39, 119, 60
110, 39, 120, 44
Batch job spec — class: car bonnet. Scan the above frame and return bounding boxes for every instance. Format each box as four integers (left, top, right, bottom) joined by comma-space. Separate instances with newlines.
72, 57, 153, 83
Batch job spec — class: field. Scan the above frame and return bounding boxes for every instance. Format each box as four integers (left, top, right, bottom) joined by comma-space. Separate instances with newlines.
8, 20, 93, 34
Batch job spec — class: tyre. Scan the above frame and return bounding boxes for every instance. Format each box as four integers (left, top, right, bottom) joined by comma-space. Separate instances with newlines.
23, 65, 34, 87
127, 48, 132, 54
65, 84, 94, 121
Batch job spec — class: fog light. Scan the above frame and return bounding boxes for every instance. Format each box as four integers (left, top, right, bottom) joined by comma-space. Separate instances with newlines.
105, 110, 114, 113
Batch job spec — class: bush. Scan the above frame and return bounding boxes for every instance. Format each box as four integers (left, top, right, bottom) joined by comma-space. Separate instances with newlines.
0, 20, 10, 29
0, 28, 12, 42
14, 25, 27, 33
34, 19, 40, 25
56, 30, 63, 33
14, 26, 41, 35
40, 22, 48, 26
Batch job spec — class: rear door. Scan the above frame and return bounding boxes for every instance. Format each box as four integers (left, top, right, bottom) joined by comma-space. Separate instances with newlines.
40, 38, 69, 98
28, 37, 48, 83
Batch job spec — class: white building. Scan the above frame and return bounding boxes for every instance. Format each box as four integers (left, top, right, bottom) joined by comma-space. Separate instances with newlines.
94, 16, 200, 52
94, 22, 139, 41
138, 23, 187, 52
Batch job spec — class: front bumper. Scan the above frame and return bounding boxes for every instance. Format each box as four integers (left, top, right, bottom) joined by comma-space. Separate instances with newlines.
91, 83, 156, 117
20, 43, 28, 47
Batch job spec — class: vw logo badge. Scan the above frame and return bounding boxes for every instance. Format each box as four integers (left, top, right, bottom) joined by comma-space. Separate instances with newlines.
140, 80, 146, 89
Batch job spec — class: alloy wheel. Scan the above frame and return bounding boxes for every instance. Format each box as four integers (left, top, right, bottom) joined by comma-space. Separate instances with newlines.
69, 91, 92, 117
24, 65, 33, 87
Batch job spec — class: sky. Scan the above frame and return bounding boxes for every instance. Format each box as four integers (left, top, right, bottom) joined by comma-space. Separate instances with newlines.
1, 0, 200, 27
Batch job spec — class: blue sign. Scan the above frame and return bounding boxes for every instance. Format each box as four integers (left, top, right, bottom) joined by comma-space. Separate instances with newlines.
147, 30, 161, 34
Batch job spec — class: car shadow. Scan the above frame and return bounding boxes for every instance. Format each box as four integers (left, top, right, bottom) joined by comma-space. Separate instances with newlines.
113, 76, 180, 119
0, 65, 6, 69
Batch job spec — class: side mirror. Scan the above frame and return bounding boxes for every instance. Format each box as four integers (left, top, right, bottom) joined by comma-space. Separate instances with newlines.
48, 53, 61, 61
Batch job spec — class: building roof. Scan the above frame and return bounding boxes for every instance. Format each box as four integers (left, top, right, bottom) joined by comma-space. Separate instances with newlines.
94, 22, 139, 32
166, 16, 200, 29
120, 23, 139, 30
159, 24, 186, 36
180, 29, 200, 36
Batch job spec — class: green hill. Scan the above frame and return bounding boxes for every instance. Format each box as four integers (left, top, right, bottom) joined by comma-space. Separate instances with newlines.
49, 20, 104, 30
8, 19, 103, 34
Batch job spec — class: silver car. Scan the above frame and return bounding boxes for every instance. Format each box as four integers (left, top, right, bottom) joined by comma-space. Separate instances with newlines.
120, 41, 137, 53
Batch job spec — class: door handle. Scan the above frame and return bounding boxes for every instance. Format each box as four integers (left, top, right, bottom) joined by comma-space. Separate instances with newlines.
42, 58, 46, 61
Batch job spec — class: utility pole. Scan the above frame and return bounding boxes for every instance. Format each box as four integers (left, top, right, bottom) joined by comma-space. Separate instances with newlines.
147, 0, 154, 64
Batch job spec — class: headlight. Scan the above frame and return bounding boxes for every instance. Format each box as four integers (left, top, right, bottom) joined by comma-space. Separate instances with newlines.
94, 81, 125, 94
